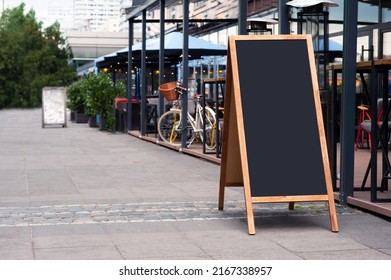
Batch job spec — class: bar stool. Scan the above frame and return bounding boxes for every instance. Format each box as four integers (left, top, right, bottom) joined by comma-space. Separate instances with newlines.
355, 104, 371, 150
359, 98, 391, 151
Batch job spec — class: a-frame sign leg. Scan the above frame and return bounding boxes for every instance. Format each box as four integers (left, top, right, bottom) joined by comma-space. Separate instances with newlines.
327, 187, 339, 232
244, 185, 255, 235
246, 208, 255, 235
329, 202, 339, 232
218, 181, 225, 210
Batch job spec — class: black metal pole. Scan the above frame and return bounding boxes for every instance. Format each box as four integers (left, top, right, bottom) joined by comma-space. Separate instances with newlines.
140, 9, 147, 136
181, 0, 189, 149
339, 1, 358, 205
127, 19, 134, 132
378, 0, 383, 60
331, 65, 337, 191
278, 0, 290, 34
324, 12, 329, 91
382, 71, 389, 191
238, 0, 247, 35
159, 0, 165, 123
370, 62, 378, 202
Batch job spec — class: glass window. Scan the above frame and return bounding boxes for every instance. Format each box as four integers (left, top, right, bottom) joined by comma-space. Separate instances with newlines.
358, 1, 378, 23
357, 35, 370, 61
383, 32, 391, 58
329, 23, 343, 34
227, 26, 237, 36
194, 0, 206, 9
218, 29, 227, 46
328, 0, 344, 22
209, 32, 218, 45
373, 28, 379, 59
329, 0, 378, 24
382, 5, 391, 23
330, 35, 343, 46
290, 22, 298, 35
200, 34, 209, 42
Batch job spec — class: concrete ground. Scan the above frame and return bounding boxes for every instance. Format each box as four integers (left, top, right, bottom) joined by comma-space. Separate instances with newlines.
0, 108, 390, 260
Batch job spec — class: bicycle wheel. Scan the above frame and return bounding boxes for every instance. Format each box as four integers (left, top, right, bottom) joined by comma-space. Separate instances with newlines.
158, 110, 182, 146
200, 107, 217, 150
158, 110, 195, 147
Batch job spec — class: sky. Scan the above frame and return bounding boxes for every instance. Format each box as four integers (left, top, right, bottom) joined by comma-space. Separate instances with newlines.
2, 0, 73, 29
4, 0, 52, 17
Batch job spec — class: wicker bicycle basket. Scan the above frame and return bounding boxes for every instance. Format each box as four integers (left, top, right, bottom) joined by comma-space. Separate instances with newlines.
159, 81, 179, 101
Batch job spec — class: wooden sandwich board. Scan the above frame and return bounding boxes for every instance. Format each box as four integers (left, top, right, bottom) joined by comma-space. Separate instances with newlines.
42, 87, 67, 128
219, 35, 338, 235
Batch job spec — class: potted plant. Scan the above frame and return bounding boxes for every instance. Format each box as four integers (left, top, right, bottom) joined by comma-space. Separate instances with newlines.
67, 80, 88, 123
83, 74, 99, 127
84, 72, 126, 131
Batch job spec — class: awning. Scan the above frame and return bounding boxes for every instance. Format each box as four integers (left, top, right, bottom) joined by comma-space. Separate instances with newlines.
96, 32, 227, 68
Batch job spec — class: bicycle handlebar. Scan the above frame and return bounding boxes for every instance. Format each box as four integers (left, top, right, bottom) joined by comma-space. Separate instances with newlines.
175, 83, 187, 93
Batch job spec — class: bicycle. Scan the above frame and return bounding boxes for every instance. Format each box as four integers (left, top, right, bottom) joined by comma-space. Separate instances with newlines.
157, 83, 217, 150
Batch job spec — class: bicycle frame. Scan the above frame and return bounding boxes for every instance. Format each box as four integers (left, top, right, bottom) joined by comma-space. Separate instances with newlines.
157, 83, 217, 149
169, 97, 214, 146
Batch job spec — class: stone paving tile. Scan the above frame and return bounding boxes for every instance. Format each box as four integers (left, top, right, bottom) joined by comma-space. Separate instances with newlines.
0, 200, 361, 227
298, 249, 391, 260
2, 109, 390, 261
34, 246, 122, 260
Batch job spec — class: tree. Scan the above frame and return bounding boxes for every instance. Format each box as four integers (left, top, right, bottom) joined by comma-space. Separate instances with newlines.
0, 4, 77, 108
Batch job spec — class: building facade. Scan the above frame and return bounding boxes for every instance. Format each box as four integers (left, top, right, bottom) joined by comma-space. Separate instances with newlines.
137, 0, 278, 45
73, 0, 129, 31
46, 2, 74, 31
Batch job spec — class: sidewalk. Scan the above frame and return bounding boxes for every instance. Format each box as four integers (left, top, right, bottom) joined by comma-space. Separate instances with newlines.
0, 108, 390, 260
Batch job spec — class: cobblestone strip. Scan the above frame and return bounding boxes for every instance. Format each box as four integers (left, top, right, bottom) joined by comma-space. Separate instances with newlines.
0, 201, 360, 227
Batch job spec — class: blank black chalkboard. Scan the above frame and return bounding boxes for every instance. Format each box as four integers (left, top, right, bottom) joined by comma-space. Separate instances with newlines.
219, 35, 338, 235
237, 39, 326, 197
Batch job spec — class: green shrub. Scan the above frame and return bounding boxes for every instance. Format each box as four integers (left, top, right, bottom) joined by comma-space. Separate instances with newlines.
84, 72, 126, 130
67, 72, 126, 129
67, 80, 86, 113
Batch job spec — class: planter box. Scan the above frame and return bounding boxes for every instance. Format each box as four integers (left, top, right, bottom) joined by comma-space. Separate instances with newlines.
88, 115, 98, 127
75, 112, 89, 123
99, 117, 107, 131
98, 117, 115, 132
70, 111, 75, 121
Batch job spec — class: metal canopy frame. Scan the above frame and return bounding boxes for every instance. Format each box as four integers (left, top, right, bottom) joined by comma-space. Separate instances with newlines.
124, 0, 247, 149
339, 1, 358, 205
338, 1, 391, 205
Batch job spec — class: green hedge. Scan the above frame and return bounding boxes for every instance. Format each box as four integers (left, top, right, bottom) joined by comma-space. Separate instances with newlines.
67, 72, 126, 130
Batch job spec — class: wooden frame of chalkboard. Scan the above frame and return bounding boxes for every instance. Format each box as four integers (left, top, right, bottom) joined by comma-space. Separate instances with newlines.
219, 35, 338, 235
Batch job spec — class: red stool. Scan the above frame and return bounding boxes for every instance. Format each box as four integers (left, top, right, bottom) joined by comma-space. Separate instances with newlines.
355, 105, 371, 150
114, 97, 128, 109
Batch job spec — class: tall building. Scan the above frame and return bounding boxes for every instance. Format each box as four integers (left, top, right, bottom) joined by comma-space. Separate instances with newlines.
73, 0, 122, 31
4, 1, 74, 31
46, 2, 74, 31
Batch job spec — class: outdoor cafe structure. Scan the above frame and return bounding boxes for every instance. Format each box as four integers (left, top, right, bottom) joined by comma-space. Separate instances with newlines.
96, 0, 391, 216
